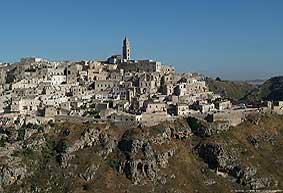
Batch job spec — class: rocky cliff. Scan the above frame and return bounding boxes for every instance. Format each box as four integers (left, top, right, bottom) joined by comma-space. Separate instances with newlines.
1, 114, 283, 193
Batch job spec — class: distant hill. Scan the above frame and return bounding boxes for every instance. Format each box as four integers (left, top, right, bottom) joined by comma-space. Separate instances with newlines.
245, 79, 265, 86
243, 76, 283, 101
206, 78, 255, 101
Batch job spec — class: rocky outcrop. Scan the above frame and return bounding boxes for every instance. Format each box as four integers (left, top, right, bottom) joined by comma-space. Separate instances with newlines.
123, 148, 176, 185
124, 159, 159, 184
245, 113, 262, 125
57, 128, 116, 167
0, 161, 27, 191
196, 143, 237, 170
117, 137, 176, 184
188, 117, 230, 137
79, 164, 99, 182
170, 126, 192, 140
1, 114, 282, 192
196, 142, 274, 190
247, 131, 276, 149
231, 166, 274, 189
149, 127, 172, 145
98, 134, 117, 159
149, 126, 192, 145
72, 128, 102, 151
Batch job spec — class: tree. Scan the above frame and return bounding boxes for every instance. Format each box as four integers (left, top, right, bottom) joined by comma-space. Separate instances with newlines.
215, 77, 222, 81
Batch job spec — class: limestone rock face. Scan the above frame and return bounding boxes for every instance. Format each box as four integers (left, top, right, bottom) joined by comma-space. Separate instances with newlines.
188, 117, 230, 137
57, 128, 117, 167
196, 142, 274, 190
79, 128, 101, 148
231, 166, 274, 190
117, 136, 176, 184
124, 159, 159, 184
247, 177, 273, 190
118, 138, 144, 158
0, 163, 27, 190
148, 126, 192, 145
247, 131, 276, 149
98, 135, 117, 159
1, 115, 283, 192
197, 143, 237, 170
170, 127, 192, 140
79, 164, 99, 182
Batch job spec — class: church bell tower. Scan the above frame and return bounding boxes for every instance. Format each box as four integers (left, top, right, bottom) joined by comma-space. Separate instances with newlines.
123, 36, 131, 60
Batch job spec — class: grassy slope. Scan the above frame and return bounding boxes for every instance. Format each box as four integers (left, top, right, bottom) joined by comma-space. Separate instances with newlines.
244, 76, 283, 101
4, 114, 283, 193
218, 114, 283, 177
206, 78, 255, 101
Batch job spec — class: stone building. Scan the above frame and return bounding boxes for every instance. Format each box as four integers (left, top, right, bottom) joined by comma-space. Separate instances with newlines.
87, 61, 108, 81
272, 101, 283, 115
176, 103, 190, 116
89, 70, 108, 81
70, 85, 87, 96
107, 55, 123, 64
109, 70, 124, 81
0, 100, 4, 113
193, 102, 215, 113
137, 73, 158, 95
44, 105, 59, 117
118, 60, 162, 73
10, 97, 40, 114
12, 88, 40, 97
66, 63, 82, 84
160, 65, 175, 75
144, 102, 167, 114
51, 75, 66, 85
93, 80, 120, 92
20, 57, 48, 64
175, 79, 208, 97
0, 85, 3, 96
12, 79, 38, 90
215, 100, 232, 111
0, 67, 6, 85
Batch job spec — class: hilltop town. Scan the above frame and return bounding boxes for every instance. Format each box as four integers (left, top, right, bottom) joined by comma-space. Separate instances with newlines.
1, 38, 283, 193
0, 37, 282, 128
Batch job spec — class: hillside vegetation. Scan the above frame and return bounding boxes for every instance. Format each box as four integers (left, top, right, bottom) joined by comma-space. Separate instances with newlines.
1, 114, 283, 193
206, 78, 255, 101
243, 76, 283, 102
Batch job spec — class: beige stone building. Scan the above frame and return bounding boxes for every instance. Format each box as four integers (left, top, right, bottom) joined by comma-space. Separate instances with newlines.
0, 67, 6, 85
66, 63, 82, 84
10, 97, 40, 114
215, 100, 232, 111
118, 60, 162, 73
144, 102, 167, 114
93, 80, 120, 92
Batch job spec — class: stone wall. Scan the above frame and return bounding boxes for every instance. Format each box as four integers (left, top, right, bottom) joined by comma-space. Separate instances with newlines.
207, 109, 262, 127
140, 112, 174, 127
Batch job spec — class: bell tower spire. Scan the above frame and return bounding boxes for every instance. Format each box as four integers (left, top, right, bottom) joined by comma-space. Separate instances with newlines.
123, 36, 131, 60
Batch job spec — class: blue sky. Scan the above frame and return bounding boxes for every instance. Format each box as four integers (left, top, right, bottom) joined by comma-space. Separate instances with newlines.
0, 0, 282, 80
